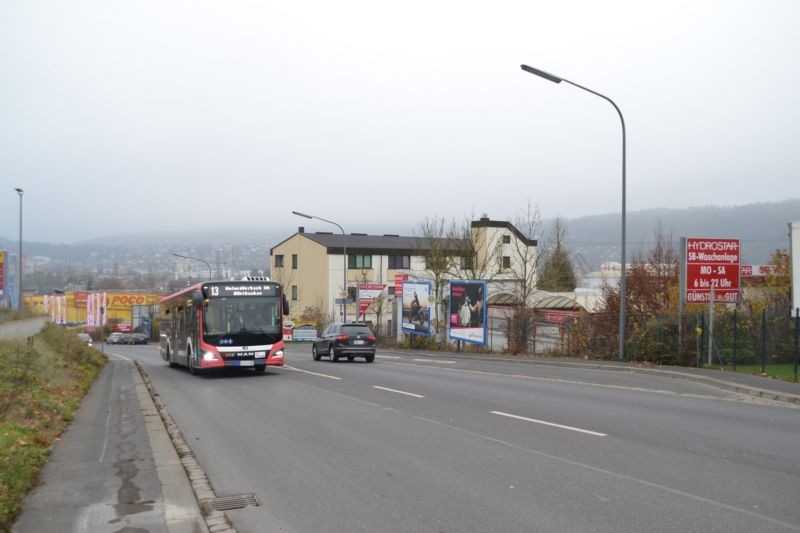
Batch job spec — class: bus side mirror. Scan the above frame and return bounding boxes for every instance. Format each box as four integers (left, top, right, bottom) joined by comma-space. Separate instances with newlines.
192, 292, 205, 308
283, 295, 290, 315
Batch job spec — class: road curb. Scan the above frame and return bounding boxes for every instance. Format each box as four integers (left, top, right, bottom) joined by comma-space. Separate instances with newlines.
133, 361, 237, 533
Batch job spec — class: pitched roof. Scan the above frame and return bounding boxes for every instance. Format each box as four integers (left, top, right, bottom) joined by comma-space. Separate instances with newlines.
273, 232, 456, 256
471, 217, 538, 247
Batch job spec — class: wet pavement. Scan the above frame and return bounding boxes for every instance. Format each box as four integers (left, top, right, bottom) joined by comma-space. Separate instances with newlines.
13, 358, 207, 533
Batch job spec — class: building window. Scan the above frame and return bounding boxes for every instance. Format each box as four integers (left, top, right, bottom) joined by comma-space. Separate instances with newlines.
502, 256, 511, 269
275, 254, 284, 268
388, 255, 410, 269
292, 254, 298, 269
291, 285, 298, 301
503, 235, 511, 244
347, 286, 357, 302
388, 286, 395, 297
348, 254, 372, 269
462, 255, 473, 270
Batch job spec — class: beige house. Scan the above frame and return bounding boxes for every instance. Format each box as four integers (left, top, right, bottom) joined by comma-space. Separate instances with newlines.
270, 217, 538, 332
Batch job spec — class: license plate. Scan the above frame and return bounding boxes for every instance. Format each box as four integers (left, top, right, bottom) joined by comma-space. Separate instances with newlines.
354, 340, 365, 345
233, 360, 254, 366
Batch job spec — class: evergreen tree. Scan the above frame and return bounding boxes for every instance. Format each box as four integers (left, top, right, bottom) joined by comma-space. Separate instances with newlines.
537, 218, 576, 292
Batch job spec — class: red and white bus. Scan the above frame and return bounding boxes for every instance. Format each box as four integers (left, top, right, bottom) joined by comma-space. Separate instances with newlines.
159, 278, 289, 374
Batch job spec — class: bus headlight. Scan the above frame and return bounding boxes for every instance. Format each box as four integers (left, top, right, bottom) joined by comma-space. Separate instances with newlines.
203, 352, 219, 361
273, 350, 284, 359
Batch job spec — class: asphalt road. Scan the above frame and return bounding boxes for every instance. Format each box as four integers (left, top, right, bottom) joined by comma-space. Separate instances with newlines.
111, 343, 800, 533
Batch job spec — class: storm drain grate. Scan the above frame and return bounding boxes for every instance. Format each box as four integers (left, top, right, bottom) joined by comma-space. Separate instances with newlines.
200, 493, 260, 513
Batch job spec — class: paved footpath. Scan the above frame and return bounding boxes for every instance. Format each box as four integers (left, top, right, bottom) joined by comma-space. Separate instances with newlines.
14, 357, 207, 533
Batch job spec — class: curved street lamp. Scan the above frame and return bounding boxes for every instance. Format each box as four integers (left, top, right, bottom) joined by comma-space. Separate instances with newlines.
172, 253, 213, 280
292, 211, 347, 323
521, 64, 627, 361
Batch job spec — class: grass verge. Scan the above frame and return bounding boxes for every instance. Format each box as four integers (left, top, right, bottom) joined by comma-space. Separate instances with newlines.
732, 363, 799, 383
0, 322, 106, 532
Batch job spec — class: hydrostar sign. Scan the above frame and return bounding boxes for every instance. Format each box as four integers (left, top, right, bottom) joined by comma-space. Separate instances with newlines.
685, 237, 740, 303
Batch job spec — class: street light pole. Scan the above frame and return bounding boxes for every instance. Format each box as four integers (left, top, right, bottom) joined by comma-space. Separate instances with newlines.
521, 64, 627, 361
292, 211, 347, 323
172, 253, 213, 280
14, 188, 23, 311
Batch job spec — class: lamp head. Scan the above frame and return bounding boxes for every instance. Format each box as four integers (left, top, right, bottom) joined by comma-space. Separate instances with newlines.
520, 64, 562, 84
292, 211, 313, 219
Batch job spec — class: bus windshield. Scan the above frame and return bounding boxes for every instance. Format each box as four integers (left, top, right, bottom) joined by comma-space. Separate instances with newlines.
203, 297, 282, 338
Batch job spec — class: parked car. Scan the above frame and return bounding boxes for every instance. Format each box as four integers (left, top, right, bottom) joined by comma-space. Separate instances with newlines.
128, 333, 148, 345
77, 333, 92, 346
107, 332, 126, 344
312, 322, 376, 362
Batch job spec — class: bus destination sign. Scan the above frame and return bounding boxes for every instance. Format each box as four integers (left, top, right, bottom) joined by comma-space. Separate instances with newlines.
205, 283, 277, 298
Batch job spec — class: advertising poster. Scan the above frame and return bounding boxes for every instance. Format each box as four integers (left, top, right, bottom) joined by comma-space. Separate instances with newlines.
448, 280, 487, 345
0, 251, 5, 300
402, 281, 431, 336
292, 321, 318, 342
358, 283, 387, 318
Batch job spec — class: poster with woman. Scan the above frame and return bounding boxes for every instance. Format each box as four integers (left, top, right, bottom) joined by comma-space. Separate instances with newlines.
448, 280, 487, 345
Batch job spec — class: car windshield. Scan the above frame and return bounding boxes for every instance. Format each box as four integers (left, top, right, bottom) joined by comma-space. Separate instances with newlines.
341, 325, 371, 335
204, 297, 281, 335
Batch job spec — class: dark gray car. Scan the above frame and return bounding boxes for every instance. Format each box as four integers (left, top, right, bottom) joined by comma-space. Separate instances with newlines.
312, 323, 376, 362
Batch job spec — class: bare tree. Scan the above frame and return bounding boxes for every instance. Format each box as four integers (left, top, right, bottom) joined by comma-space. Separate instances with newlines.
414, 216, 458, 343
447, 212, 504, 282
504, 200, 544, 353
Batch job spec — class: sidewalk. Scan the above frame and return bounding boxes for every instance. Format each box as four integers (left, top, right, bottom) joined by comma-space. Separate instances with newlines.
13, 358, 208, 533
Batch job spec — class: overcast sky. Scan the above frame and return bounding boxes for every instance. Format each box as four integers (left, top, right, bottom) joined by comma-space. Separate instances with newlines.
1, 0, 798, 244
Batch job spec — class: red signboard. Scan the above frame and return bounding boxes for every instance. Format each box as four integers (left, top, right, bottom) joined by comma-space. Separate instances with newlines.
740, 264, 776, 277
394, 273, 408, 297
543, 311, 575, 324
0, 251, 5, 296
685, 238, 740, 303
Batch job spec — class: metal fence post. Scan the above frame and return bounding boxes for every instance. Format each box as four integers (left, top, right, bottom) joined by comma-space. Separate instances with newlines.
732, 308, 738, 371
761, 308, 767, 374
794, 308, 799, 383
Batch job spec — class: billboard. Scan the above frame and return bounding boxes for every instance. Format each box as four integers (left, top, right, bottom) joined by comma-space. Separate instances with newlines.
0, 250, 4, 300
683, 237, 740, 304
401, 281, 431, 336
448, 280, 487, 345
358, 283, 386, 318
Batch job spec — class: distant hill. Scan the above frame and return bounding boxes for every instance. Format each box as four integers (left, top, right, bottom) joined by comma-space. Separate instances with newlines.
1, 199, 797, 268
553, 198, 800, 271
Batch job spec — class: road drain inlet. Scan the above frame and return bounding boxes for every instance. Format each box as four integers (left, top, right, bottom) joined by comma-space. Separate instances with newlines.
200, 493, 260, 513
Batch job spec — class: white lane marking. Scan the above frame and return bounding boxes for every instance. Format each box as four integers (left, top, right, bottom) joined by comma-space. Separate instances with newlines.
376, 355, 402, 359
372, 386, 425, 398
492, 410, 607, 437
284, 365, 342, 380
108, 352, 131, 361
413, 358, 456, 364
384, 361, 744, 402
412, 415, 799, 531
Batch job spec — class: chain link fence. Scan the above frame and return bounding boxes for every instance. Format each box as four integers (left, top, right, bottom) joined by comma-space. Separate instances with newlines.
486, 306, 800, 381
